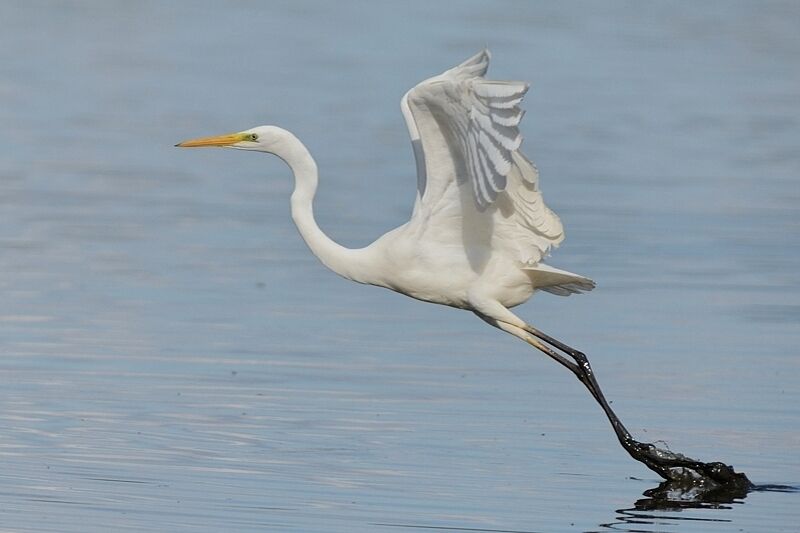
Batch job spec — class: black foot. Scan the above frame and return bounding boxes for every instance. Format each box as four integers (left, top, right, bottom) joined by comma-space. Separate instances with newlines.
623, 437, 753, 491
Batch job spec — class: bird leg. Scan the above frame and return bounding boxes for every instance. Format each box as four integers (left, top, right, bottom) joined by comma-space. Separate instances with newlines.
520, 324, 752, 489
519, 329, 640, 459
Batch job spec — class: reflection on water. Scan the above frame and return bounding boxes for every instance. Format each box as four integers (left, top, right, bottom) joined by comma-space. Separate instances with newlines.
1, 1, 799, 532
599, 484, 799, 533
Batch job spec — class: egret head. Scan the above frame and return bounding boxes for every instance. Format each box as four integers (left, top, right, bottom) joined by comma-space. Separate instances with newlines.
175, 125, 290, 153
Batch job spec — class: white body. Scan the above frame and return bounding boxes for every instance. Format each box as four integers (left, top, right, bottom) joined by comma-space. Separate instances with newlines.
360, 203, 572, 310
179, 50, 594, 331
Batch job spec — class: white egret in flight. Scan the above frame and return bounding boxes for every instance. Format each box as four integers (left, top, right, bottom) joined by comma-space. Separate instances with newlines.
177, 50, 750, 487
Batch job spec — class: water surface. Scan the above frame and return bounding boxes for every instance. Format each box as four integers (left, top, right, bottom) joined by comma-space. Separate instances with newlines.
1, 1, 798, 531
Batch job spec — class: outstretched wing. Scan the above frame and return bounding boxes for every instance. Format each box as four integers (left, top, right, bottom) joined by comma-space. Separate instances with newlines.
401, 49, 565, 267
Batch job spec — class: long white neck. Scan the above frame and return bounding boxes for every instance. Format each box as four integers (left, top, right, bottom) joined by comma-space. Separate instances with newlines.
269, 130, 368, 283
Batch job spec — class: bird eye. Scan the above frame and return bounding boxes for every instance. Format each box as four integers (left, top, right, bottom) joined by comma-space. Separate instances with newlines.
249, 133, 258, 141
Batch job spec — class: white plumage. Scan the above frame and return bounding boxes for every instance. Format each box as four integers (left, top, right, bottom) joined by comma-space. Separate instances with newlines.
177, 49, 594, 349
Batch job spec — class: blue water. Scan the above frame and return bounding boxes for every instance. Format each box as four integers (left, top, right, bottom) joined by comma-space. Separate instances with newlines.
1, 1, 798, 531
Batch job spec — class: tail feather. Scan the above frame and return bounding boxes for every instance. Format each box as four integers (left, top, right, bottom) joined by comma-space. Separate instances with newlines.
525, 263, 595, 297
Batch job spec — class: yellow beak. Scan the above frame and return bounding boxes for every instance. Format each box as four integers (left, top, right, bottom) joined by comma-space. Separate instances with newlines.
175, 132, 248, 148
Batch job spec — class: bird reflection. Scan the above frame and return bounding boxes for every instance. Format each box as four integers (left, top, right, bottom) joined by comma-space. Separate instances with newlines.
597, 480, 797, 532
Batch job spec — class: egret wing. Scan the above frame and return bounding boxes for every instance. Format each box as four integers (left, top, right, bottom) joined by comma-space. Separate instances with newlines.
401, 50, 566, 267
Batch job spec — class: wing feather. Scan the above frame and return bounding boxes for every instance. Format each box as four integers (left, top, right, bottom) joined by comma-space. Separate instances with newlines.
490, 107, 525, 127
402, 50, 565, 268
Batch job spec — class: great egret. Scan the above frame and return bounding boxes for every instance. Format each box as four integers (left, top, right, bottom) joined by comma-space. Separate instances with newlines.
177, 50, 750, 488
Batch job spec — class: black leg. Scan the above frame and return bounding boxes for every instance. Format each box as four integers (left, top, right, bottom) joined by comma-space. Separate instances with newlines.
522, 324, 752, 488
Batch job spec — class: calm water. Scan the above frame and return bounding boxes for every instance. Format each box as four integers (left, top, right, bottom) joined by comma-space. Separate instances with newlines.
1, 1, 799, 531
